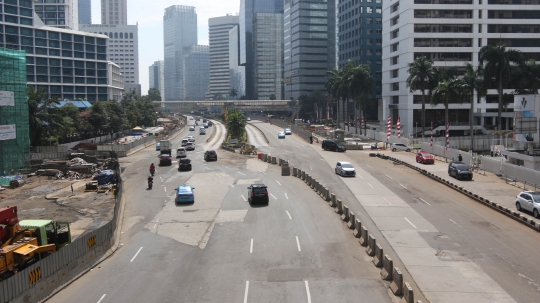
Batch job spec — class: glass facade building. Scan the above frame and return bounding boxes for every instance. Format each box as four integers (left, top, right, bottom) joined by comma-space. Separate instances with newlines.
253, 13, 283, 100
163, 5, 197, 101
78, 0, 92, 25
149, 60, 165, 101
34, 0, 78, 29
0, 0, 110, 102
229, 25, 245, 98
183, 45, 209, 101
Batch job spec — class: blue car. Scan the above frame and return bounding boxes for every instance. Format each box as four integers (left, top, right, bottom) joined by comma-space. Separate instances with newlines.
175, 184, 195, 204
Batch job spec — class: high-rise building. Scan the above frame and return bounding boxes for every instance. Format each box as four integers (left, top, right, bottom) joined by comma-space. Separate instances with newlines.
229, 25, 246, 98
101, 0, 127, 25
207, 15, 239, 100
149, 60, 165, 101
284, 0, 336, 100
163, 6, 198, 101
34, 0, 79, 30
239, 0, 284, 99
253, 13, 283, 100
78, 0, 92, 24
1, 1, 110, 102
108, 61, 124, 101
381, 0, 540, 134
337, 0, 382, 118
183, 45, 209, 101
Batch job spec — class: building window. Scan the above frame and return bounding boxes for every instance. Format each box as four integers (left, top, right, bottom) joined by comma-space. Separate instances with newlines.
392, 82, 399, 91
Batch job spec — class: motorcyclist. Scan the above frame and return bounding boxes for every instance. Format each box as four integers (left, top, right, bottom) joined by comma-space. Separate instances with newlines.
150, 163, 155, 175
147, 175, 154, 189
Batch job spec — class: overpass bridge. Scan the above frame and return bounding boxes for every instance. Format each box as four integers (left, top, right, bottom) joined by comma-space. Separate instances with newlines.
153, 100, 299, 116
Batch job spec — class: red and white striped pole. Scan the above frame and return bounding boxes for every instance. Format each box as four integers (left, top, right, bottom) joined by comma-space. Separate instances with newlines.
446, 123, 450, 150
397, 117, 401, 139
361, 116, 365, 135
387, 115, 391, 140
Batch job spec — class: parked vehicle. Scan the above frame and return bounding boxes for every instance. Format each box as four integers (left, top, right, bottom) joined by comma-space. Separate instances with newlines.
247, 184, 269, 204
178, 158, 192, 171
175, 184, 195, 204
448, 161, 473, 180
176, 147, 186, 158
322, 139, 346, 152
416, 151, 434, 164
390, 143, 411, 152
278, 132, 286, 139
515, 191, 540, 218
335, 161, 356, 177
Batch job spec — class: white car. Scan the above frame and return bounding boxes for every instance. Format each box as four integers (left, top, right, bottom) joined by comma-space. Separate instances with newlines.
335, 161, 356, 177
181, 139, 189, 146
391, 143, 411, 152
247, 117, 251, 121
186, 135, 195, 142
284, 128, 292, 135
199, 127, 206, 135
516, 191, 540, 218
185, 142, 195, 151
176, 147, 186, 158
278, 132, 286, 139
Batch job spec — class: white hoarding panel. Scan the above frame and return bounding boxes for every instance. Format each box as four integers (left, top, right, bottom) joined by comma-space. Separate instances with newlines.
0, 91, 14, 106
0, 125, 16, 140
514, 95, 538, 143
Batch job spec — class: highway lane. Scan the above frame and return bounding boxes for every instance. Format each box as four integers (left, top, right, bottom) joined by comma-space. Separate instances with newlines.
246, 122, 268, 147
47, 117, 393, 303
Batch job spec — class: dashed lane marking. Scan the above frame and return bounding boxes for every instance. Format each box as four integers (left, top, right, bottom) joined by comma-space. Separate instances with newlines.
130, 247, 143, 262
404, 217, 417, 229
270, 193, 278, 200
296, 236, 302, 252
286, 211, 292, 220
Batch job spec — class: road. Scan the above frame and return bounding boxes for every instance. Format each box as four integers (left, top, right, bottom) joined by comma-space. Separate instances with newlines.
47, 117, 393, 303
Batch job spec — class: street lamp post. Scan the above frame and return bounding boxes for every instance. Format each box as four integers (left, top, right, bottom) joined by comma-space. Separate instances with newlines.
415, 122, 418, 138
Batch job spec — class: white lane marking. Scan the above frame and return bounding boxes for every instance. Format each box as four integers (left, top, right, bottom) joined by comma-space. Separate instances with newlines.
276, 180, 281, 185
400, 184, 408, 190
285, 193, 289, 200
320, 158, 325, 161
250, 239, 253, 254
366, 165, 372, 168
97, 294, 106, 303
230, 184, 235, 188
450, 219, 460, 226
383, 197, 392, 205
244, 281, 249, 303
153, 218, 159, 229
164, 187, 167, 192
286, 211, 292, 220
241, 195, 247, 202
419, 198, 431, 206
270, 193, 277, 200
160, 177, 163, 182
404, 217, 417, 229
310, 166, 313, 170
296, 236, 302, 251
385, 174, 393, 180
305, 281, 312, 303
238, 172, 246, 176
130, 247, 143, 262
367, 183, 374, 189
357, 174, 364, 179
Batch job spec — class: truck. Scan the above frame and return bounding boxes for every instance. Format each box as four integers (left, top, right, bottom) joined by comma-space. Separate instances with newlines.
159, 139, 172, 155
0, 206, 71, 281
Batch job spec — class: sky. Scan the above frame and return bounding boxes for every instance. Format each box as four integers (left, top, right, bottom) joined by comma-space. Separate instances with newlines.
90, 0, 241, 95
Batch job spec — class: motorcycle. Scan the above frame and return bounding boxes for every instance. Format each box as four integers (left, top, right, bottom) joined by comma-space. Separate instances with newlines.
150, 168, 155, 176
148, 177, 153, 190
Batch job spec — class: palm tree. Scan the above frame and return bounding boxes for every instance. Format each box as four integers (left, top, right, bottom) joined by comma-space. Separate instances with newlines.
326, 68, 344, 126
27, 85, 62, 146
514, 59, 540, 95
479, 43, 524, 130
431, 69, 465, 137
230, 88, 238, 100
349, 64, 374, 135
461, 63, 487, 151
406, 56, 438, 139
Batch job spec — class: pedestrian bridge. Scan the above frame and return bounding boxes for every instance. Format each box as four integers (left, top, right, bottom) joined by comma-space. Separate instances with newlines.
154, 100, 298, 113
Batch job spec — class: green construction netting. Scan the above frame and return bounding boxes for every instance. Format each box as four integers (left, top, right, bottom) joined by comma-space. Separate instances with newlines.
0, 47, 30, 176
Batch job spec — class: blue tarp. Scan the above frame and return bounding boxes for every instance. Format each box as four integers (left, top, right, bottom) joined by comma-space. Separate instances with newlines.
92, 169, 117, 185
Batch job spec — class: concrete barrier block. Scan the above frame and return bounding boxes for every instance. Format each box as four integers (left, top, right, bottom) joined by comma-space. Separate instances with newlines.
271, 156, 277, 164
366, 234, 376, 256
381, 254, 393, 280
347, 212, 356, 229
324, 188, 330, 201
403, 282, 414, 303
359, 226, 368, 246
372, 244, 383, 267
390, 267, 403, 296
281, 165, 290, 176
279, 158, 283, 166
262, 153, 267, 161
329, 193, 336, 207
312, 179, 318, 190
292, 167, 298, 177
305, 173, 309, 184
267, 154, 272, 163
341, 205, 350, 222
301, 170, 306, 180
335, 199, 343, 214
352, 219, 361, 237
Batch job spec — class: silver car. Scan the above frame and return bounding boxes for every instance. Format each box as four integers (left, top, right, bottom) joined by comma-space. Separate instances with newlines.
391, 143, 411, 152
335, 161, 356, 177
516, 191, 540, 218
284, 128, 292, 135
278, 132, 286, 139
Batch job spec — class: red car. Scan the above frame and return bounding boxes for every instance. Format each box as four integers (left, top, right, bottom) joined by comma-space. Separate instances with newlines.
416, 151, 434, 164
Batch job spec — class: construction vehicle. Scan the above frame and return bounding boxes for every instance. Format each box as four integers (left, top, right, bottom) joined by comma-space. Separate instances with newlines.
0, 206, 71, 281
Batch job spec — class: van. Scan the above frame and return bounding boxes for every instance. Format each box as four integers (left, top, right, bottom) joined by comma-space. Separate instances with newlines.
176, 147, 187, 158
322, 139, 346, 152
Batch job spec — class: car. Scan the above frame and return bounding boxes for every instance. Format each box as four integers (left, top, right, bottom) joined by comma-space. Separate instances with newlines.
185, 142, 195, 151
200, 128, 206, 135
284, 128, 292, 135
186, 135, 195, 142
448, 161, 473, 180
416, 151, 434, 164
391, 143, 412, 152
178, 158, 192, 171
515, 191, 540, 218
247, 117, 251, 121
156, 142, 161, 151
208, 121, 213, 126
335, 161, 356, 177
247, 184, 269, 204
322, 139, 346, 152
181, 139, 189, 146
159, 154, 172, 166
203, 118, 207, 123
204, 123, 209, 128
189, 126, 195, 131
175, 184, 195, 204
190, 117, 193, 120
204, 150, 217, 161
278, 132, 286, 139
176, 147, 186, 158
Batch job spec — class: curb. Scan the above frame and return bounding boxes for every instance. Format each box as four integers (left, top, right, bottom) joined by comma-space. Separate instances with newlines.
248, 122, 270, 144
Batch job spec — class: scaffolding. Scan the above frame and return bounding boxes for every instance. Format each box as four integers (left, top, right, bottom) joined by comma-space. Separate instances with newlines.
0, 47, 30, 176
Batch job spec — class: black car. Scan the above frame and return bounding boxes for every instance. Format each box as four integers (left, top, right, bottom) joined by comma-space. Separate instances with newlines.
322, 139, 346, 152
204, 150, 218, 161
247, 184, 269, 204
208, 121, 213, 126
159, 154, 172, 166
448, 161, 473, 180
178, 158, 192, 171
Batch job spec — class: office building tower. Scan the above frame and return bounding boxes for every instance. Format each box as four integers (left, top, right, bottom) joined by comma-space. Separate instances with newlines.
1, 1, 111, 101
253, 13, 283, 100
229, 25, 246, 98
183, 45, 209, 100
207, 15, 239, 100
102, 0, 127, 25
284, 0, 336, 100
34, 0, 79, 30
239, 0, 284, 99
78, 0, 92, 24
108, 61, 124, 101
149, 60, 165, 101
163, 5, 198, 101
337, 0, 382, 117
381, 0, 540, 134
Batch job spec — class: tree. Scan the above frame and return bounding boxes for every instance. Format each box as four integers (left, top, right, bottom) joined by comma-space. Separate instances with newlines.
349, 63, 374, 134
514, 59, 540, 95
27, 85, 63, 146
406, 56, 438, 138
103, 101, 127, 133
479, 43, 524, 130
146, 88, 162, 102
431, 68, 465, 136
230, 88, 238, 100
326, 67, 349, 127
227, 110, 246, 139
269, 94, 276, 100
461, 63, 487, 151
86, 102, 110, 136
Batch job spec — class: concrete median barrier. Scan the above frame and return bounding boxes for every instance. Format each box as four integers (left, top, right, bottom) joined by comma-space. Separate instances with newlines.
390, 267, 403, 296
403, 282, 414, 303
341, 205, 350, 222
278, 158, 283, 166
366, 234, 376, 256
335, 199, 343, 214
381, 254, 393, 280
271, 156, 277, 164
262, 153, 267, 161
347, 212, 355, 229
281, 164, 290, 176
372, 243, 383, 268
329, 193, 336, 207
359, 226, 368, 246
292, 167, 298, 177
266, 154, 272, 163
324, 187, 330, 201
301, 170, 306, 180
352, 219, 361, 237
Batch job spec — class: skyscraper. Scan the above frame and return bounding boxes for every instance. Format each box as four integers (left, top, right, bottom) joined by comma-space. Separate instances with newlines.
239, 0, 284, 99
183, 46, 210, 101
101, 0, 127, 25
34, 0, 79, 30
149, 60, 165, 101
229, 25, 246, 98
163, 6, 198, 101
253, 13, 283, 100
78, 0, 92, 24
207, 15, 239, 100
